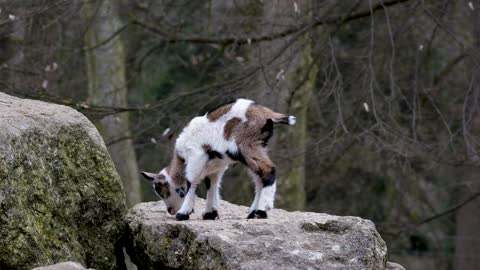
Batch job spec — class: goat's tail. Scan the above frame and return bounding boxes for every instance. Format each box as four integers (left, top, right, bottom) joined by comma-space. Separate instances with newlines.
271, 112, 296, 126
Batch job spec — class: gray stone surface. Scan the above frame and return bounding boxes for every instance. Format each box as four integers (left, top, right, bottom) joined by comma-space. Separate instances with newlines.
386, 262, 406, 270
32, 261, 94, 270
0, 92, 127, 269
125, 199, 393, 270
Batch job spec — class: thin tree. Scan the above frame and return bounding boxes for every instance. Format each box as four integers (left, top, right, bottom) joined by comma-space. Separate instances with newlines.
248, 0, 317, 210
455, 1, 480, 268
83, 0, 141, 207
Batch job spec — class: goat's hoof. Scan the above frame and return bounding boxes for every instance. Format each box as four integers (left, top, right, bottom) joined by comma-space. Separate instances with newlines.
203, 210, 219, 220
175, 212, 190, 221
247, 210, 268, 219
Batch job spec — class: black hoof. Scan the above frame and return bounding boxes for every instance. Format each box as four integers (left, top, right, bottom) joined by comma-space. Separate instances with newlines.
203, 210, 219, 220
176, 213, 190, 221
247, 210, 268, 219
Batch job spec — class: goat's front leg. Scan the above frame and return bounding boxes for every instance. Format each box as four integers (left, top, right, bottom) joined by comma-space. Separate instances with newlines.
203, 167, 227, 220
247, 170, 262, 214
176, 153, 208, 221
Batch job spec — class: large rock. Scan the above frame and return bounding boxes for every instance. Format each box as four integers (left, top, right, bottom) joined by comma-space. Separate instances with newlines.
32, 262, 93, 270
0, 92, 127, 269
125, 199, 393, 270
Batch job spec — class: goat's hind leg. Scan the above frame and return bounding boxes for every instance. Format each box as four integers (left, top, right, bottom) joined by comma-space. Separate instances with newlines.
242, 147, 276, 219
247, 173, 276, 219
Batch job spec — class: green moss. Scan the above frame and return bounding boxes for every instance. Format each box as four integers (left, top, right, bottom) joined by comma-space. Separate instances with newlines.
0, 127, 126, 270
161, 236, 169, 251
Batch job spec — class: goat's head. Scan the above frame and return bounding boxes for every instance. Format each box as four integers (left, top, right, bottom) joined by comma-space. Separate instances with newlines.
140, 170, 187, 215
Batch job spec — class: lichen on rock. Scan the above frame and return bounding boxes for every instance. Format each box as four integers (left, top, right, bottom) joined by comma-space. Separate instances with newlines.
32, 261, 94, 270
125, 199, 398, 270
0, 92, 127, 270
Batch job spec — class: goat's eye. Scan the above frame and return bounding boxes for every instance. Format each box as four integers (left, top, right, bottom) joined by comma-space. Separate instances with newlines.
175, 187, 186, 198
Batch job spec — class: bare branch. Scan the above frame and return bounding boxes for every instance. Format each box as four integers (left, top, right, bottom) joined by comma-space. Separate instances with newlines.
131, 0, 414, 46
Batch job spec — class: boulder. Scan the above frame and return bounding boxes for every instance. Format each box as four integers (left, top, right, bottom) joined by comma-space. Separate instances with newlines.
32, 262, 93, 270
0, 92, 127, 269
125, 199, 397, 270
386, 262, 406, 270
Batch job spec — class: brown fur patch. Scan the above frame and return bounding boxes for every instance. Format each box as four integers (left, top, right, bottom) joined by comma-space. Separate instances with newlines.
161, 101, 289, 193
207, 103, 234, 121
155, 183, 170, 198
224, 104, 278, 147
224, 117, 242, 139
239, 145, 274, 174
246, 104, 288, 124
168, 153, 186, 186
219, 104, 280, 175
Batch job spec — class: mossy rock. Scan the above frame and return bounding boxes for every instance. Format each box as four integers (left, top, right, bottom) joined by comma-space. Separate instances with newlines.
0, 92, 127, 269
125, 199, 394, 270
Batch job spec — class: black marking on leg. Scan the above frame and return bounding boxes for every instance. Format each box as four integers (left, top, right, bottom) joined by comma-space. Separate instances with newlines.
226, 150, 247, 165
176, 213, 190, 221
208, 150, 223, 160
203, 210, 219, 220
259, 167, 276, 187
247, 210, 268, 219
204, 177, 211, 190
203, 144, 223, 160
186, 181, 191, 192
185, 181, 199, 196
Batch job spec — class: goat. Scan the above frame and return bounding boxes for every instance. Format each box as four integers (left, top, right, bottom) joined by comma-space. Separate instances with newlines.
140, 98, 296, 221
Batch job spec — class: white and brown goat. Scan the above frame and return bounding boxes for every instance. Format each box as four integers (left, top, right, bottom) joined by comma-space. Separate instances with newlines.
141, 98, 296, 221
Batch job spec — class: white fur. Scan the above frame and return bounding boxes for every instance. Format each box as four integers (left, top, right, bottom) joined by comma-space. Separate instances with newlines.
288, 115, 296, 125
178, 182, 198, 215
248, 170, 262, 212
175, 98, 253, 166
159, 98, 284, 218
176, 153, 207, 215
257, 183, 276, 211
174, 99, 253, 215
159, 168, 170, 181
230, 98, 253, 122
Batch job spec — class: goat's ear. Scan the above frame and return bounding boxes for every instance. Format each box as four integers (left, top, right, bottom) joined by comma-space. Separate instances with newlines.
140, 171, 158, 181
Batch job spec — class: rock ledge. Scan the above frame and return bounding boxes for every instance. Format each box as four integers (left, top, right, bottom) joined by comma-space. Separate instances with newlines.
125, 199, 394, 270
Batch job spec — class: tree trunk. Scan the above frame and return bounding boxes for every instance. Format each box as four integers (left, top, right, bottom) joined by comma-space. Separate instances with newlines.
83, 0, 141, 207
454, 1, 480, 269
248, 0, 317, 210
207, 1, 316, 210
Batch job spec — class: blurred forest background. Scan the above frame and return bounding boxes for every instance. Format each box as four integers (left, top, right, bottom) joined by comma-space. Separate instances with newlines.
1, 0, 480, 269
